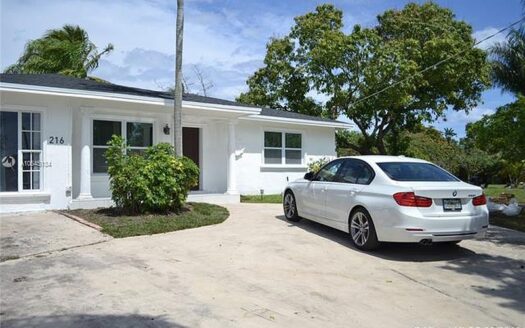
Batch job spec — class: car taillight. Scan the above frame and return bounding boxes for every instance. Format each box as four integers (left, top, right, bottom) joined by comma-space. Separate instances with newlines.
393, 192, 432, 207
472, 194, 486, 206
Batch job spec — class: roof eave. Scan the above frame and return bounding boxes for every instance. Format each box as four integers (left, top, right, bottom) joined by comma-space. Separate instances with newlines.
241, 113, 353, 129
0, 82, 261, 114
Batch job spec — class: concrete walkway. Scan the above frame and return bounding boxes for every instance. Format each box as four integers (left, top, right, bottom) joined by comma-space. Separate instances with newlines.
0, 204, 524, 327
0, 211, 111, 261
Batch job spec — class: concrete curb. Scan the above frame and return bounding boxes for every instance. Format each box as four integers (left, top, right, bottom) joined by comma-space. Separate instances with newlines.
55, 211, 103, 231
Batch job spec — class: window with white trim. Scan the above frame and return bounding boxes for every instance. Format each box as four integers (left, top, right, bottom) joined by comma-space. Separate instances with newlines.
92, 120, 153, 173
264, 131, 302, 165
0, 111, 42, 192
21, 113, 42, 190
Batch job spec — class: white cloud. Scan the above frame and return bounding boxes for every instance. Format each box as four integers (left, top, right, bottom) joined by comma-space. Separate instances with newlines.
0, 0, 291, 99
472, 26, 507, 50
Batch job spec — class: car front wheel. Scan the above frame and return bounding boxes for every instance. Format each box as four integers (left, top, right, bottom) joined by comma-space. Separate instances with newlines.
349, 208, 380, 250
283, 191, 301, 222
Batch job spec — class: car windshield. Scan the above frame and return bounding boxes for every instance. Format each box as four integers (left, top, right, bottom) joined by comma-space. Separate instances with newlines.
377, 162, 459, 182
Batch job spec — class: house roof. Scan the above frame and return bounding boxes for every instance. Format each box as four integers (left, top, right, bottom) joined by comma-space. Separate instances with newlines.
0, 73, 348, 126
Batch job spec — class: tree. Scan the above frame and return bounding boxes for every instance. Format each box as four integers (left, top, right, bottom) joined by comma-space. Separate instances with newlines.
466, 96, 525, 163
466, 96, 525, 185
238, 3, 490, 154
164, 65, 214, 96
192, 65, 214, 96
457, 139, 500, 184
4, 25, 113, 79
335, 130, 364, 156
174, 0, 184, 157
443, 128, 457, 142
490, 26, 525, 95
403, 127, 463, 174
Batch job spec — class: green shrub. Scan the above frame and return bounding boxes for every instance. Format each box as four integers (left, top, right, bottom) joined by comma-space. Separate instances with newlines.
308, 157, 330, 173
105, 135, 199, 214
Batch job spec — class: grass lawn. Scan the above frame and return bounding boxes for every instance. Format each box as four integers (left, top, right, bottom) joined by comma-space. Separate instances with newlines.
241, 194, 282, 203
66, 202, 229, 238
484, 184, 525, 204
490, 211, 525, 233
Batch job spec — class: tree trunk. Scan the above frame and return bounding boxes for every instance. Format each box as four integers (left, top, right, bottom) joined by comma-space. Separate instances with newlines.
174, 0, 184, 156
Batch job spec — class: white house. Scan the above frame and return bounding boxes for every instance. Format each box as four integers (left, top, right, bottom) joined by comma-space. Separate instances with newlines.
0, 74, 351, 213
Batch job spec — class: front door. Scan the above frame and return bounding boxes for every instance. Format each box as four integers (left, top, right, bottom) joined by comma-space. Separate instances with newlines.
182, 127, 200, 190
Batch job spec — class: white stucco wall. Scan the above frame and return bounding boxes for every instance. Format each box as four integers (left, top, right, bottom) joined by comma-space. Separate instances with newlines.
235, 120, 337, 195
1, 88, 339, 212
69, 98, 174, 199
1, 92, 73, 213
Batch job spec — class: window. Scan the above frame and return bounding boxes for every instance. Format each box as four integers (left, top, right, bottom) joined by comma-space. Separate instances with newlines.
21, 113, 42, 190
315, 160, 343, 182
1, 111, 42, 192
377, 162, 459, 182
127, 122, 153, 155
264, 131, 302, 165
92, 120, 153, 173
337, 159, 374, 184
93, 120, 121, 173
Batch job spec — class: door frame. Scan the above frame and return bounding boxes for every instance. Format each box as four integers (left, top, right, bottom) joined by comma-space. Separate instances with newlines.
182, 125, 203, 191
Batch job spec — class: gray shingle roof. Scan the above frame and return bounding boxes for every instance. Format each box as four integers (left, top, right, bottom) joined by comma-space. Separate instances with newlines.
0, 73, 345, 125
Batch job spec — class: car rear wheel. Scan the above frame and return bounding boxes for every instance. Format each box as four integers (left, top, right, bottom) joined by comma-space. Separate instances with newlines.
283, 191, 301, 222
349, 209, 380, 250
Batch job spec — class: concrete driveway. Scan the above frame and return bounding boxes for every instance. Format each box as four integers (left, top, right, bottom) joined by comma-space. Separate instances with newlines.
0, 204, 524, 328
0, 211, 111, 261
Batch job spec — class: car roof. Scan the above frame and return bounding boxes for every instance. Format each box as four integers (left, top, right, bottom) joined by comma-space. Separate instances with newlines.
339, 155, 429, 164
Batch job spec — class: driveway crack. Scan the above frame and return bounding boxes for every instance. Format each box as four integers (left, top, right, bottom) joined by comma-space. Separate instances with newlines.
0, 239, 111, 263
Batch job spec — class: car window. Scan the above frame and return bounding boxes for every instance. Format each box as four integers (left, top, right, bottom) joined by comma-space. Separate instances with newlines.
337, 160, 374, 184
315, 160, 343, 182
377, 162, 459, 182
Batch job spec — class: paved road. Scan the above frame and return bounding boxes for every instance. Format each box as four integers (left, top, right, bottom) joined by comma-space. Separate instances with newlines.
1, 204, 524, 327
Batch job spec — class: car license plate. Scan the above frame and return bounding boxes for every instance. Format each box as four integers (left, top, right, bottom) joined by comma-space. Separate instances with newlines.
443, 199, 462, 211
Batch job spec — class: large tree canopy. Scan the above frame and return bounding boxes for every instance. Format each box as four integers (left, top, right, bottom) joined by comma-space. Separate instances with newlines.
238, 2, 491, 154
4, 25, 113, 79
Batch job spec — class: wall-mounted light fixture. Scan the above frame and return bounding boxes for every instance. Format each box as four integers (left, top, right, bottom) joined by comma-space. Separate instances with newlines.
163, 124, 171, 135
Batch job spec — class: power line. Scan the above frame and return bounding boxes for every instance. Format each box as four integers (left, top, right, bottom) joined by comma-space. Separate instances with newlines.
348, 16, 525, 108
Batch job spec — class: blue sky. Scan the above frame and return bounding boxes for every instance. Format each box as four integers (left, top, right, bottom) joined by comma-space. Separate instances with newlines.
1, 0, 521, 137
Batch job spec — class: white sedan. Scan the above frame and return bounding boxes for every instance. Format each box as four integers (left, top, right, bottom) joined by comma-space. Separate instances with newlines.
283, 156, 489, 250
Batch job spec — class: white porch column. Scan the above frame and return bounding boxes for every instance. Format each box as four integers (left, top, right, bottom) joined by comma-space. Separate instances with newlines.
226, 120, 238, 195
78, 110, 92, 199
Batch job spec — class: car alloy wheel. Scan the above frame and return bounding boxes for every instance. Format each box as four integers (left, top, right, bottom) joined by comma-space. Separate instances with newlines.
283, 191, 301, 222
284, 193, 295, 218
350, 211, 370, 247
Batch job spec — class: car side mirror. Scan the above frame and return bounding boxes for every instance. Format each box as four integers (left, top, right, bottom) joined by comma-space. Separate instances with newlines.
304, 172, 315, 181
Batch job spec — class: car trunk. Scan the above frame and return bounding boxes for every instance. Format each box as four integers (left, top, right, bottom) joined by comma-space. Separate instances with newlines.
397, 181, 483, 216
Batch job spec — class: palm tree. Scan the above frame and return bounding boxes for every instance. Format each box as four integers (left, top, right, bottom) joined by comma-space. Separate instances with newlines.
490, 26, 525, 96
4, 25, 113, 79
174, 0, 184, 156
443, 128, 456, 142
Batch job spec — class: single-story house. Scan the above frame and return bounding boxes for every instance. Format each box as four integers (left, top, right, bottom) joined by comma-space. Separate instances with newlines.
0, 74, 350, 213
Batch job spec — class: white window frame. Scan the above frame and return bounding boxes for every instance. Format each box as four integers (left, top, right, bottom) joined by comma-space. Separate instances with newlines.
91, 117, 155, 175
263, 130, 303, 166
20, 112, 43, 191
0, 108, 45, 193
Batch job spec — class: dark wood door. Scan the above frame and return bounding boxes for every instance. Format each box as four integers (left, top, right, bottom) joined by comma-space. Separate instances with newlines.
183, 127, 200, 190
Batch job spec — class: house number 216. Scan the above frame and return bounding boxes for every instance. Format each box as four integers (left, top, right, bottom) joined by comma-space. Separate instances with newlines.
49, 136, 65, 144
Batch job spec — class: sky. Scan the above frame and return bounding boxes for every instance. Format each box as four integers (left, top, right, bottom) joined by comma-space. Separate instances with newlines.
1, 0, 521, 137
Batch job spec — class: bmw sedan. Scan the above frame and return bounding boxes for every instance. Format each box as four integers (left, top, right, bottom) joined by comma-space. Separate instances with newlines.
283, 156, 489, 250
